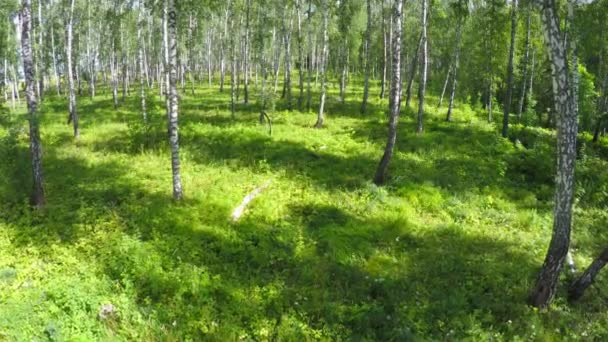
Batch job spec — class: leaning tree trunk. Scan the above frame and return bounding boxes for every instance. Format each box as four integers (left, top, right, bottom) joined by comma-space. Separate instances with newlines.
374, 0, 403, 185
314, 0, 329, 128
166, 0, 183, 200
446, 8, 462, 122
361, 0, 372, 114
417, 0, 428, 134
65, 0, 79, 139
568, 247, 608, 301
528, 0, 578, 309
439, 65, 451, 108
20, 0, 45, 208
502, 0, 518, 138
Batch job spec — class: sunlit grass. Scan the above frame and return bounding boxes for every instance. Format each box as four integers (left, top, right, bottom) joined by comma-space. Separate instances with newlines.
2, 79, 608, 340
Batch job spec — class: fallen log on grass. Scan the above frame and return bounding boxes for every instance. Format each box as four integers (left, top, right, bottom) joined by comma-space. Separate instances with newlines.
231, 180, 272, 222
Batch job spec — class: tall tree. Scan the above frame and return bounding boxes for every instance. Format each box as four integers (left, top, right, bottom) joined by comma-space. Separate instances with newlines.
361, 0, 372, 114
20, 0, 45, 208
528, 0, 578, 308
517, 7, 532, 121
65, 0, 79, 138
502, 0, 518, 138
138, 0, 147, 124
314, 0, 328, 128
417, 0, 428, 134
446, 0, 464, 122
374, 0, 403, 185
166, 0, 183, 200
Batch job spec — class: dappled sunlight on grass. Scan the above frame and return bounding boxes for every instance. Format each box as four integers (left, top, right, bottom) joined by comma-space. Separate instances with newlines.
2, 83, 608, 339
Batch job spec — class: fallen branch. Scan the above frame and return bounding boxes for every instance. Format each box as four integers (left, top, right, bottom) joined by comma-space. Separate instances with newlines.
259, 111, 272, 136
231, 180, 272, 222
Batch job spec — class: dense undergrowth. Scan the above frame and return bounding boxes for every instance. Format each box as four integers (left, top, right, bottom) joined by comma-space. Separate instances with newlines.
2, 81, 608, 340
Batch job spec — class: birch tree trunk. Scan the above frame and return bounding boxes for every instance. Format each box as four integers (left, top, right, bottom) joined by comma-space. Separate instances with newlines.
36, 0, 44, 101
374, 0, 403, 185
380, 0, 388, 99
446, 3, 462, 122
517, 8, 532, 121
361, 0, 372, 114
243, 0, 251, 104
51, 24, 60, 95
306, 0, 313, 111
296, 0, 304, 110
284, 14, 293, 110
138, 0, 147, 124
314, 0, 328, 128
406, 32, 423, 108
65, 0, 79, 139
502, 0, 518, 138
528, 0, 578, 309
21, 0, 45, 208
439, 65, 451, 108
166, 0, 183, 200
417, 0, 428, 134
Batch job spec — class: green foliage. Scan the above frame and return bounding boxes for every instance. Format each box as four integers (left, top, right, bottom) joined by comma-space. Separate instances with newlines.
2, 80, 608, 340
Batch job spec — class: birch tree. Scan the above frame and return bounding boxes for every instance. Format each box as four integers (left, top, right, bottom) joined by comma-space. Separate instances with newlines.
21, 0, 45, 207
374, 0, 402, 185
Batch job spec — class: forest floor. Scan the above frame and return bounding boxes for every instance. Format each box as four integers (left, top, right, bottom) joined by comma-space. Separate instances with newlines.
2, 82, 608, 340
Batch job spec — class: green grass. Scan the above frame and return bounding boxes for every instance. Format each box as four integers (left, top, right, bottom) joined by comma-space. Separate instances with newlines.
2, 80, 608, 340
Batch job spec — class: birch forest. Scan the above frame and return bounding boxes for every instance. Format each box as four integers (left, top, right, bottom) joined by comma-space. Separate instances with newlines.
2, 0, 608, 339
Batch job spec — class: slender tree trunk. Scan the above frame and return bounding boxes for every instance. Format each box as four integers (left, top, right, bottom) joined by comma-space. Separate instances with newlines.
361, 0, 372, 114
36, 0, 44, 101
446, 10, 462, 122
244, 0, 251, 104
439, 65, 451, 108
406, 31, 423, 108
314, 0, 329, 128
65, 0, 79, 139
417, 0, 428, 134
284, 13, 293, 110
502, 0, 518, 138
138, 0, 147, 124
567, 0, 579, 121
166, 0, 183, 200
374, 0, 403, 185
219, 8, 228, 92
111, 42, 119, 110
296, 0, 304, 110
380, 0, 388, 99
51, 25, 60, 96
20, 0, 45, 208
518, 8, 532, 121
339, 40, 348, 104
306, 0, 313, 111
230, 9, 237, 118
528, 0, 578, 309
207, 28, 212, 86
